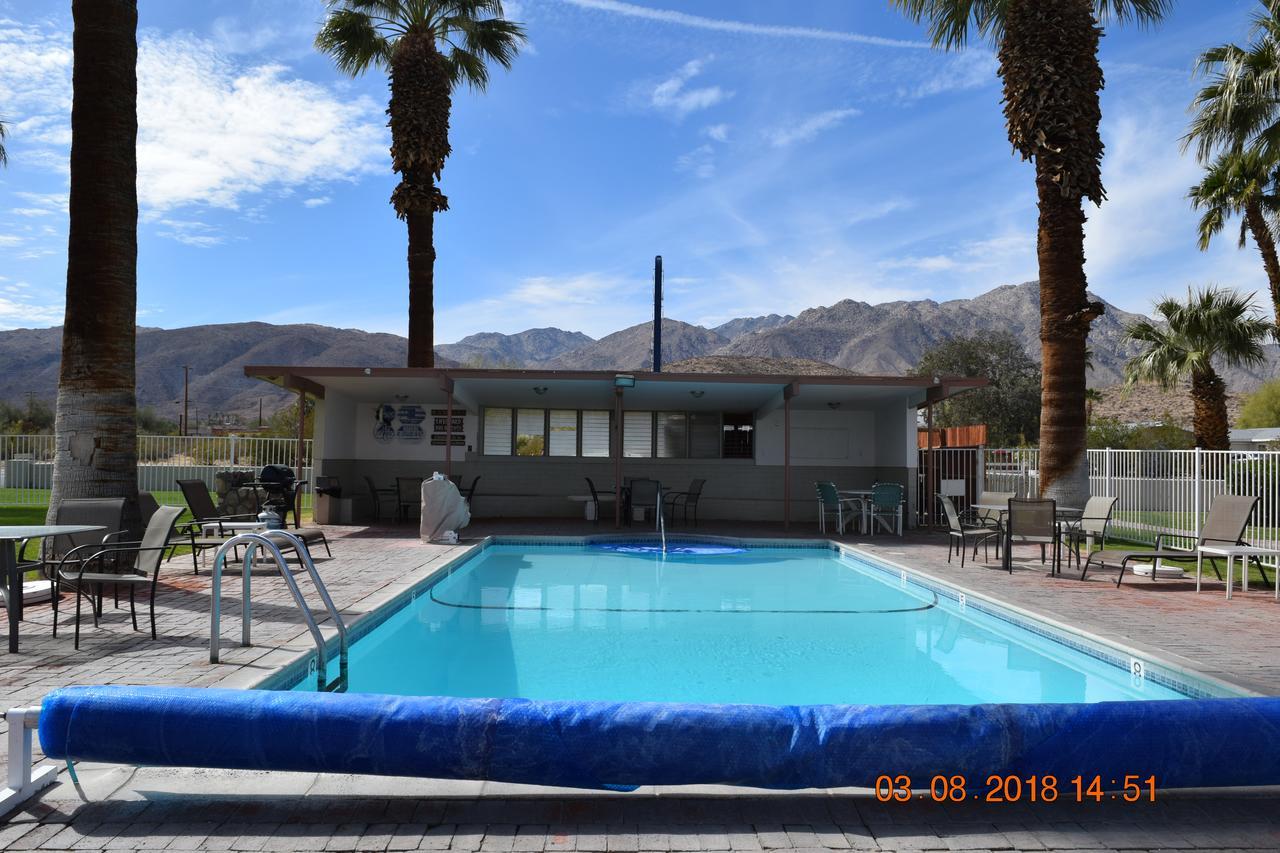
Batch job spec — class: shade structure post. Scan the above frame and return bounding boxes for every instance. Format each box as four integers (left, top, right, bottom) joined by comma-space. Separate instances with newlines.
295, 390, 306, 483
613, 387, 623, 528
926, 402, 935, 528
784, 395, 791, 531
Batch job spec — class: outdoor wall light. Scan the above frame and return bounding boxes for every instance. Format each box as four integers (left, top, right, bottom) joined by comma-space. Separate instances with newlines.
690, 390, 705, 399
614, 374, 636, 388
532, 386, 548, 395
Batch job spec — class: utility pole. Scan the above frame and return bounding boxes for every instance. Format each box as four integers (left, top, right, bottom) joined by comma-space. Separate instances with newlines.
653, 255, 663, 373
182, 365, 191, 437
258, 398, 263, 428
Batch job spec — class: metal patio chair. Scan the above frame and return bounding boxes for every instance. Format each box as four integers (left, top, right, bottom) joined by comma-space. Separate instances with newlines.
869, 482, 905, 536
1082, 494, 1263, 587
665, 478, 706, 527
939, 495, 999, 566
177, 479, 258, 574
815, 481, 861, 534
628, 478, 663, 528
396, 477, 424, 522
362, 475, 398, 522
1060, 495, 1117, 569
52, 505, 184, 649
287, 481, 331, 557
1003, 498, 1060, 575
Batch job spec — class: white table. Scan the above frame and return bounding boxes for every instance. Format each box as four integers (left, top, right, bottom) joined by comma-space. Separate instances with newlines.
567, 494, 616, 521
1196, 544, 1280, 599
1, 524, 105, 653
201, 520, 268, 536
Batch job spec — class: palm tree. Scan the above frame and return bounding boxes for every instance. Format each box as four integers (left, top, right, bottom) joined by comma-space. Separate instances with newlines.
1124, 287, 1271, 449
0, 118, 8, 167
316, 0, 525, 368
1186, 2, 1280, 165
47, 0, 141, 527
1185, 3, 1280, 321
1188, 146, 1280, 318
890, 0, 1171, 507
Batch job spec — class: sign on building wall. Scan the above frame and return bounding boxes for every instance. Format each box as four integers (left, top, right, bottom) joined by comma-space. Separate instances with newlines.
430, 408, 466, 447
373, 403, 428, 445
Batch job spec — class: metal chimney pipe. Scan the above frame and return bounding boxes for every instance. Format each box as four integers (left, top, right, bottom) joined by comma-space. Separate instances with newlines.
653, 255, 663, 373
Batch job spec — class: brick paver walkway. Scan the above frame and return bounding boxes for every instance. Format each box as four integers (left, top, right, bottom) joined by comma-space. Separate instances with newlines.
2, 519, 1279, 850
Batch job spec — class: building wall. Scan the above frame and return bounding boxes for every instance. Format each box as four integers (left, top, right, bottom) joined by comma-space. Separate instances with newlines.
319, 454, 910, 525
315, 399, 919, 526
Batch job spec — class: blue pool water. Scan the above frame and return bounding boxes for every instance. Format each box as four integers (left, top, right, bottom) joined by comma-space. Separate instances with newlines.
294, 543, 1195, 704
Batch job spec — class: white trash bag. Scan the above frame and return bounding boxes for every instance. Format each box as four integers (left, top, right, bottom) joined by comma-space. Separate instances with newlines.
420, 473, 470, 543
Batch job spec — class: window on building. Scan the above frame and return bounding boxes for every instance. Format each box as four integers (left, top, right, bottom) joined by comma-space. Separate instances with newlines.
623, 411, 653, 458
581, 411, 611, 457
483, 408, 513, 455
548, 410, 578, 457
689, 412, 720, 459
516, 408, 545, 456
656, 412, 688, 458
722, 412, 754, 459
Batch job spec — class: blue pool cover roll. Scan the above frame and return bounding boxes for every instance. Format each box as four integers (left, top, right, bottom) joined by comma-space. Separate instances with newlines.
38, 686, 1280, 790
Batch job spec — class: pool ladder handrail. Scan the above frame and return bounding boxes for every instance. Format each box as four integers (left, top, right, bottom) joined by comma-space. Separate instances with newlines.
208, 531, 348, 692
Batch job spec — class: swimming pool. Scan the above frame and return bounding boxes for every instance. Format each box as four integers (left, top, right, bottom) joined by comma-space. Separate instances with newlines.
280, 540, 1235, 704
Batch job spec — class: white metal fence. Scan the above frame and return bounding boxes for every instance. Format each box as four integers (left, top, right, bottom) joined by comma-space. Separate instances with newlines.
919, 446, 1280, 564
0, 434, 314, 508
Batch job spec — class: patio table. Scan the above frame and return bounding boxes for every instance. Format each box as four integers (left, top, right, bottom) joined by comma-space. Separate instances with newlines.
1, 524, 104, 653
1196, 544, 1280, 599
838, 489, 873, 533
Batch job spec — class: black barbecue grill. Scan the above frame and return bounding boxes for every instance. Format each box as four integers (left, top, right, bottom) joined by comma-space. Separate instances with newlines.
248, 464, 299, 520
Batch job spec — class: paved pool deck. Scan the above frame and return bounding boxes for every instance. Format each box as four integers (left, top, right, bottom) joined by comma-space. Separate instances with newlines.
2, 518, 1279, 851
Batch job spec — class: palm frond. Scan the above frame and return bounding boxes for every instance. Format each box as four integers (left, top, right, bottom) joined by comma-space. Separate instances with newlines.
1126, 286, 1271, 391
888, 0, 1006, 50
1094, 0, 1173, 26
316, 7, 394, 74
0, 118, 7, 169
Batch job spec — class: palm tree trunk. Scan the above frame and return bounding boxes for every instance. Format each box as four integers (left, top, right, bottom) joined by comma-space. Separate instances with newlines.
1243, 198, 1280, 323
48, 0, 140, 529
406, 208, 435, 367
389, 30, 451, 369
998, 0, 1106, 507
1190, 369, 1230, 450
1036, 166, 1102, 507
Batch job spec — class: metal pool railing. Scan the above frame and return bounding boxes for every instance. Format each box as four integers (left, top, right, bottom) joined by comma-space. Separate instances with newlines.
918, 446, 1280, 567
0, 434, 314, 509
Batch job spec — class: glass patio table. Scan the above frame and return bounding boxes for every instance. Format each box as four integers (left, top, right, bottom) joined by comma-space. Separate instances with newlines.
1, 524, 105, 653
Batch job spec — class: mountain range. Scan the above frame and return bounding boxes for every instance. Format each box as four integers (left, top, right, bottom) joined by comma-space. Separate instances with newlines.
1, 282, 1274, 425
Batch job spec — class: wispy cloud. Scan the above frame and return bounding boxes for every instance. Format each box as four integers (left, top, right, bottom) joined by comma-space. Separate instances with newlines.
767, 107, 861, 148
558, 0, 930, 50
0, 20, 387, 216
904, 50, 996, 99
637, 57, 731, 119
702, 123, 730, 142
879, 234, 1035, 276
437, 272, 646, 340
675, 144, 716, 178
303, 196, 332, 208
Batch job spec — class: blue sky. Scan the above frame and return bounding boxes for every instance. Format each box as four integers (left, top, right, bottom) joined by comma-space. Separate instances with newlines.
0, 0, 1268, 343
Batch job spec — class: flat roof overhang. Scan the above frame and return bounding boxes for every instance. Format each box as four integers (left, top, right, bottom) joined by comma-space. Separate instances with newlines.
245, 366, 986, 414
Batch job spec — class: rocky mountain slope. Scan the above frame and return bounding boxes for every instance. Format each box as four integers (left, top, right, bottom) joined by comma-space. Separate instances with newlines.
543, 319, 730, 371
2, 281, 1273, 424
435, 327, 592, 367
